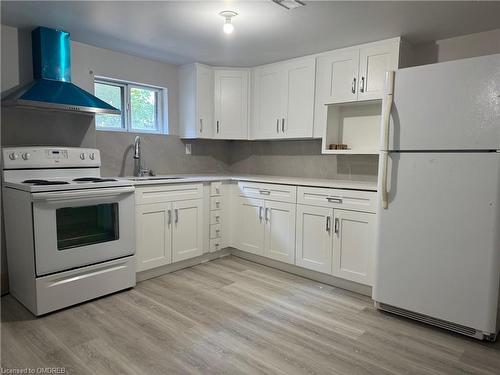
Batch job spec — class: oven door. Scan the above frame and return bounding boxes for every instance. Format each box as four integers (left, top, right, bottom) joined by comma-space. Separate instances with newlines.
32, 186, 135, 276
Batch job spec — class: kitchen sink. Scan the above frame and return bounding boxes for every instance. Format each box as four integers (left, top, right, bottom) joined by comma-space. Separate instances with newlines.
127, 176, 185, 181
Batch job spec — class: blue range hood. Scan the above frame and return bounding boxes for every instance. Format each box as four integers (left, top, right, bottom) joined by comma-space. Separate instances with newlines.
2, 27, 120, 115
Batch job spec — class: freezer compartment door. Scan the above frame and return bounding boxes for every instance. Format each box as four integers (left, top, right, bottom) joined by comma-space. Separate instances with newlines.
386, 54, 500, 151
374, 152, 500, 333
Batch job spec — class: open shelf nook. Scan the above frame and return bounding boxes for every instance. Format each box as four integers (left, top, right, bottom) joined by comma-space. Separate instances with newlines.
321, 100, 382, 154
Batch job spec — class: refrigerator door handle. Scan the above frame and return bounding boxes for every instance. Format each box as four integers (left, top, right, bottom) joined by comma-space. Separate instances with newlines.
381, 71, 395, 151
380, 151, 389, 209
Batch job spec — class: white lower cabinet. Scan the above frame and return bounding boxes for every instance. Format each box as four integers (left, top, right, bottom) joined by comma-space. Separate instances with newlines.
172, 199, 204, 263
136, 196, 203, 272
235, 196, 296, 264
332, 209, 375, 285
264, 200, 296, 264
235, 197, 265, 255
295, 205, 333, 274
136, 203, 172, 272
295, 205, 375, 285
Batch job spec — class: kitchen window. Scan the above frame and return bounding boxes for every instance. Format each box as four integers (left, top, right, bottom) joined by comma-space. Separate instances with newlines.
94, 78, 167, 134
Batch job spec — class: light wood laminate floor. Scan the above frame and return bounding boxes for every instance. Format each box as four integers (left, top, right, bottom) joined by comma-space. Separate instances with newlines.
2, 255, 500, 374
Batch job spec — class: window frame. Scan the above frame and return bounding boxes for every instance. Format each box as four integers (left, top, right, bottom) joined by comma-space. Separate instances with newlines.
94, 77, 167, 135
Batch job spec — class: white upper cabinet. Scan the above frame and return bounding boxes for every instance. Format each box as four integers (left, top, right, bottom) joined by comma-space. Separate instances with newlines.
178, 38, 407, 141
179, 63, 214, 138
252, 65, 285, 139
214, 69, 249, 140
251, 57, 316, 139
316, 49, 360, 104
357, 42, 400, 101
314, 38, 402, 138
282, 58, 316, 138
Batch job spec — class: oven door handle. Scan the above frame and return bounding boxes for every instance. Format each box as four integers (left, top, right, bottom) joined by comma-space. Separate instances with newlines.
32, 186, 135, 202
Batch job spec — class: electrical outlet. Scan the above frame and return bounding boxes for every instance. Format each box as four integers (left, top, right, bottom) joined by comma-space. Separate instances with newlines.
185, 143, 192, 155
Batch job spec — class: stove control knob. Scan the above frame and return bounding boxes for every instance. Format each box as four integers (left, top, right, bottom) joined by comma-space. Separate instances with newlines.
80, 153, 86, 160
22, 152, 31, 160
9, 152, 18, 160
89, 153, 95, 160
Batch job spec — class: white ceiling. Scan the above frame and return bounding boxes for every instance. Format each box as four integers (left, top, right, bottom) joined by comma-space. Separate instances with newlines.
2, 1, 500, 67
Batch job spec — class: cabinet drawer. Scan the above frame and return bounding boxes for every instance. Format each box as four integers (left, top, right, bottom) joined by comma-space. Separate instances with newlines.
135, 183, 203, 205
210, 181, 223, 196
210, 196, 223, 210
210, 210, 222, 225
210, 238, 223, 252
210, 224, 222, 239
237, 181, 297, 203
297, 186, 376, 213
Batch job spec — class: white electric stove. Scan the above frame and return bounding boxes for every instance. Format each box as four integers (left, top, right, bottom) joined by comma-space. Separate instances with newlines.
2, 146, 136, 316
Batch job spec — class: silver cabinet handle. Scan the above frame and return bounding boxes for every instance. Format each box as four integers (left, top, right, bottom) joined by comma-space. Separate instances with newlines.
216, 121, 220, 134
259, 190, 271, 195
199, 118, 203, 133
334, 217, 340, 234
215, 215, 220, 223
360, 76, 365, 93
168, 209, 172, 226
259, 206, 263, 222
351, 77, 356, 94
174, 208, 179, 223
281, 118, 285, 133
265, 207, 270, 222
276, 119, 280, 134
327, 197, 342, 204
326, 216, 331, 232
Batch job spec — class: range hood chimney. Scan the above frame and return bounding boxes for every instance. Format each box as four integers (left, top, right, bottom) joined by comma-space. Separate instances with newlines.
2, 27, 120, 115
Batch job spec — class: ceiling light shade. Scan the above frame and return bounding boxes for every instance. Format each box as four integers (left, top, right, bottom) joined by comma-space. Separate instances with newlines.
219, 10, 237, 34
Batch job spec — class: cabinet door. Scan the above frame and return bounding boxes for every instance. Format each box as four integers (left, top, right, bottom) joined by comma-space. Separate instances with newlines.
235, 197, 265, 255
332, 210, 375, 285
316, 49, 359, 104
136, 203, 172, 272
282, 58, 315, 138
197, 64, 214, 138
264, 201, 296, 264
252, 66, 285, 139
172, 199, 204, 262
214, 69, 249, 139
295, 205, 333, 273
357, 41, 399, 101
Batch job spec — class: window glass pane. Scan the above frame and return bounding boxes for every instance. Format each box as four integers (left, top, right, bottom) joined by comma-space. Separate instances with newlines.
56, 204, 119, 250
130, 87, 158, 131
94, 82, 123, 129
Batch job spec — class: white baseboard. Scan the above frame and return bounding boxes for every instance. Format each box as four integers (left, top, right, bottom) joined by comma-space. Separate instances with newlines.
230, 248, 372, 297
136, 248, 232, 282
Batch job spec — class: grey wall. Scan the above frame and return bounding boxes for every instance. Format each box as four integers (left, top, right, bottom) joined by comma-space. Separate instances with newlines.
412, 29, 500, 66
227, 139, 378, 181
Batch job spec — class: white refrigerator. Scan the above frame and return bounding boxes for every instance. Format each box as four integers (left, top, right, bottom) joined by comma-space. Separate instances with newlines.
373, 53, 500, 341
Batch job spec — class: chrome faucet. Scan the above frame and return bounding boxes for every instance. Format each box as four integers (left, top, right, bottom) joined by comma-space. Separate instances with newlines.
133, 136, 153, 177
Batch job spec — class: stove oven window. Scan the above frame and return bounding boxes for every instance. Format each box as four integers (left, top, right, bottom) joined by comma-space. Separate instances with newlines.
56, 203, 119, 250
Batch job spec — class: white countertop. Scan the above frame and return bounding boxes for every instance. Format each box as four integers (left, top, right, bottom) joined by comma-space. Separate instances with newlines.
129, 174, 377, 191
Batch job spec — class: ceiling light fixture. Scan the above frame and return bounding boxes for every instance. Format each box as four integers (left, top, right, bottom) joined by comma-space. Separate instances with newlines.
272, 0, 306, 10
219, 10, 238, 34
